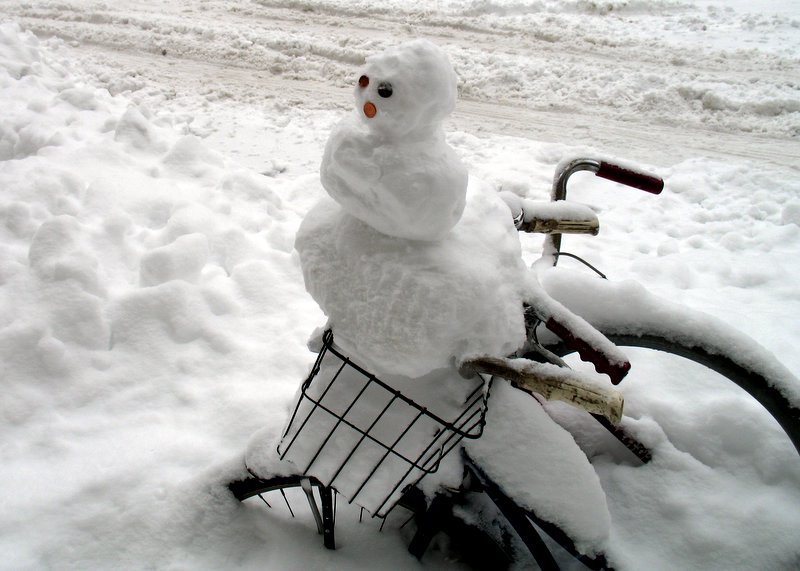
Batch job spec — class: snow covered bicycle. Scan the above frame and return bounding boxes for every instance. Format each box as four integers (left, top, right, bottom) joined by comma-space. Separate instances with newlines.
227, 158, 800, 570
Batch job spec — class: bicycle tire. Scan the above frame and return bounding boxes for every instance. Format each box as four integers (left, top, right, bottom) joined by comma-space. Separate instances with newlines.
461, 454, 614, 571
543, 332, 800, 458
229, 474, 337, 549
228, 472, 517, 568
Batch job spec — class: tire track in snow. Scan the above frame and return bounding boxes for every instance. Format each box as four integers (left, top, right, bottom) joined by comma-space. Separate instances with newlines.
3, 0, 797, 170
57, 40, 800, 172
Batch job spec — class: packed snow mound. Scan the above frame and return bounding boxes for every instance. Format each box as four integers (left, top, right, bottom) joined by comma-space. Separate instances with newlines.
320, 39, 468, 241
0, 23, 313, 562
295, 179, 527, 378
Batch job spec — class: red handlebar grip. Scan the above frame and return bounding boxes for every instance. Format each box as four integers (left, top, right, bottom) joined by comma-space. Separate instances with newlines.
546, 318, 631, 385
596, 162, 664, 195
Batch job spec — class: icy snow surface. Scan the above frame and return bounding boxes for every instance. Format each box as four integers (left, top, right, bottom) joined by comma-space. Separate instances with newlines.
1, 1, 799, 569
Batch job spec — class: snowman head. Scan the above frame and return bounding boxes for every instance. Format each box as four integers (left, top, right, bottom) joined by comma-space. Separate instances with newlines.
354, 40, 458, 139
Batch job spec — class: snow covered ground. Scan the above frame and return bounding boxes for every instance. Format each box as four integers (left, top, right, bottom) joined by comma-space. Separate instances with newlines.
1, 1, 799, 569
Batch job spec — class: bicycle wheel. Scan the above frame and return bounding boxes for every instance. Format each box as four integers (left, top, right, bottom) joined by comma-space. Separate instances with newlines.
229, 474, 338, 549
399, 462, 606, 570
537, 329, 800, 569
456, 453, 615, 571
228, 471, 517, 568
537, 267, 800, 459
542, 331, 800, 460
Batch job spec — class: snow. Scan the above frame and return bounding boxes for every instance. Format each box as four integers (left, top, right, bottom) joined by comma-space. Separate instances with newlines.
1, 0, 799, 569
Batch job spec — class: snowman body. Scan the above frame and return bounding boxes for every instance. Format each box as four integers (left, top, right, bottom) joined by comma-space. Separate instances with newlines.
296, 181, 528, 379
303, 39, 529, 376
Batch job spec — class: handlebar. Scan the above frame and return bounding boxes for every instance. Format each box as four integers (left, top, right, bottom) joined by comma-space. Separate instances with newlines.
460, 355, 623, 423
552, 158, 664, 201
595, 162, 664, 194
545, 158, 664, 267
518, 158, 664, 385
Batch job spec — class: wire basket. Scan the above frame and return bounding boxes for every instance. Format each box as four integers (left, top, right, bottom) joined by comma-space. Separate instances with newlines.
277, 330, 490, 517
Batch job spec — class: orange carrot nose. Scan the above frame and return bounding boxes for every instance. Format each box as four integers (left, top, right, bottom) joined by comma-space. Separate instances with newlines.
363, 101, 377, 118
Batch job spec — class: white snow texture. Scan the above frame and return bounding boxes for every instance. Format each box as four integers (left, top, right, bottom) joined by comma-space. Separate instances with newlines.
1, 1, 799, 570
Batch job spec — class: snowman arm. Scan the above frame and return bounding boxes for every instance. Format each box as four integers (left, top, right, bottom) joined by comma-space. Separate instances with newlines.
322, 124, 382, 191
332, 142, 382, 184
459, 355, 623, 424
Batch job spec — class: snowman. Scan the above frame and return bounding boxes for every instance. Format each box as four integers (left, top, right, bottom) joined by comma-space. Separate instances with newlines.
297, 40, 528, 377
247, 40, 613, 550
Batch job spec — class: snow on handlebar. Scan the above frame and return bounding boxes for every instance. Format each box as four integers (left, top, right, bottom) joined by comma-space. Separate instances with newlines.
459, 355, 623, 423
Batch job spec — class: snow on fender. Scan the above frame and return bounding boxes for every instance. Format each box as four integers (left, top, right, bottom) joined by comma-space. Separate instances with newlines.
464, 379, 612, 553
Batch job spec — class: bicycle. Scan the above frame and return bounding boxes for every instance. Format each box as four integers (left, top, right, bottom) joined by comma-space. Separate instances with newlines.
226, 157, 800, 570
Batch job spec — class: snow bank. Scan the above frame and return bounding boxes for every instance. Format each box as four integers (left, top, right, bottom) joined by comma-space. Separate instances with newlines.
5, 0, 798, 143
0, 21, 324, 569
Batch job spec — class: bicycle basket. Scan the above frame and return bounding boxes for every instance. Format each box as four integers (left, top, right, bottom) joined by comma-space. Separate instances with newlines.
277, 330, 490, 517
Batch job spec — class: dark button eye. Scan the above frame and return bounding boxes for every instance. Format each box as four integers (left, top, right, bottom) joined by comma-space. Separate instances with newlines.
358, 75, 369, 88
377, 82, 393, 98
